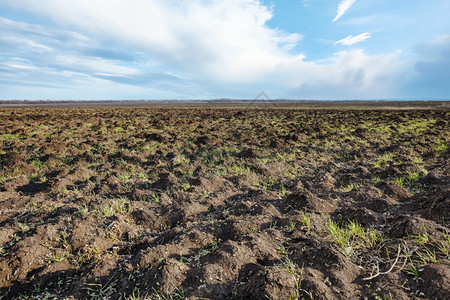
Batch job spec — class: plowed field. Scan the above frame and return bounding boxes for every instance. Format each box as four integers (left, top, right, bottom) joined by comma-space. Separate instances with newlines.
0, 105, 449, 299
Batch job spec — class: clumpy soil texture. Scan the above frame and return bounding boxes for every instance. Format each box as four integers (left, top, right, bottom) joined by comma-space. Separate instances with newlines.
0, 106, 449, 299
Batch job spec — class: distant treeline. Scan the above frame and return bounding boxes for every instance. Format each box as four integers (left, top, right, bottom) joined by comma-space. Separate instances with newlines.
0, 99, 448, 108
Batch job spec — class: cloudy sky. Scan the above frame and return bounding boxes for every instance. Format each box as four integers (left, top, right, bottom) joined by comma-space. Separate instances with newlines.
1, 0, 449, 100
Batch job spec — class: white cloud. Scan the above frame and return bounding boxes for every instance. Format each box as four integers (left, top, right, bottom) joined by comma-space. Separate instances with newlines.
333, 0, 356, 22
4, 0, 301, 83
267, 49, 404, 98
1, 1, 407, 99
334, 32, 372, 46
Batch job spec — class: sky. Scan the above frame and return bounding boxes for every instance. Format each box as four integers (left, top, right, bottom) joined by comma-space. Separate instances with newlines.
0, 0, 449, 100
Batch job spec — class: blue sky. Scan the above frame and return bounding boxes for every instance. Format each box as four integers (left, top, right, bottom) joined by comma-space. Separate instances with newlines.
0, 0, 449, 100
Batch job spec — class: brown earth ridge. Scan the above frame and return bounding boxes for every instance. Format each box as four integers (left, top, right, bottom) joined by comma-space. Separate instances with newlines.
0, 104, 449, 299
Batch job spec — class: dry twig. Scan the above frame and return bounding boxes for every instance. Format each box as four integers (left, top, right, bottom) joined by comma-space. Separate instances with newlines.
363, 245, 402, 281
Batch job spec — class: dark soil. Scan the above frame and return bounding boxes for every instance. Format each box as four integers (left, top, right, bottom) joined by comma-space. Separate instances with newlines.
0, 105, 448, 299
